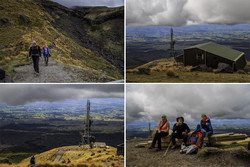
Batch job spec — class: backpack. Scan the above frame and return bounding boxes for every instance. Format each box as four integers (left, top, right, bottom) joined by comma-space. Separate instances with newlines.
189, 130, 203, 148
0, 69, 5, 79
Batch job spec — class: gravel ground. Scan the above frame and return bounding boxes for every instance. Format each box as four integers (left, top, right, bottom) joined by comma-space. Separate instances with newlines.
126, 138, 250, 167
13, 60, 113, 83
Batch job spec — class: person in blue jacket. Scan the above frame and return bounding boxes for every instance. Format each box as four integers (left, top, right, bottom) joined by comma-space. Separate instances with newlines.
30, 155, 35, 165
43, 44, 51, 66
200, 113, 213, 146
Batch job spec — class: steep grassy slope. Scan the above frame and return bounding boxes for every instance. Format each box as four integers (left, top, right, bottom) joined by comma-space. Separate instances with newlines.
37, 0, 124, 73
0, 145, 123, 167
0, 0, 122, 79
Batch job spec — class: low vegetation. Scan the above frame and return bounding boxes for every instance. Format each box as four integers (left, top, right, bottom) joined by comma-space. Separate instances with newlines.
127, 58, 250, 82
0, 145, 123, 167
0, 0, 122, 79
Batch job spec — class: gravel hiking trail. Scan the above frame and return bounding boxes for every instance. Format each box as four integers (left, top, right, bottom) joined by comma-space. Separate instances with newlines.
13, 60, 113, 83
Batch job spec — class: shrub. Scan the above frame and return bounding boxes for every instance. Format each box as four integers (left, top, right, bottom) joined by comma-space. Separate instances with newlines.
237, 70, 246, 74
166, 69, 178, 78
213, 69, 220, 74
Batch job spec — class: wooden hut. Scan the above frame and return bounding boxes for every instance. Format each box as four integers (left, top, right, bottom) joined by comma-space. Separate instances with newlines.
183, 42, 246, 71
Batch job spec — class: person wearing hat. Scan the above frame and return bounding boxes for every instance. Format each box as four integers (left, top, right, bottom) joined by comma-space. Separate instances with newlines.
149, 115, 170, 151
171, 116, 190, 149
29, 40, 41, 75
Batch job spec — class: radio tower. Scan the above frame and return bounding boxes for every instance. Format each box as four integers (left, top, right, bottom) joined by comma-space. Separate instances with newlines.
81, 99, 95, 148
169, 27, 176, 57
148, 122, 152, 139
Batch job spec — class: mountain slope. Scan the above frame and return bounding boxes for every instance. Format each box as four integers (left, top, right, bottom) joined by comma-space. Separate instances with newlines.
0, 0, 123, 80
0, 145, 124, 167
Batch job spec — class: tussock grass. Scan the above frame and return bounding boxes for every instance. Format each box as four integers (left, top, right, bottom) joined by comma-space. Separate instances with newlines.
0, 0, 121, 79
127, 58, 250, 82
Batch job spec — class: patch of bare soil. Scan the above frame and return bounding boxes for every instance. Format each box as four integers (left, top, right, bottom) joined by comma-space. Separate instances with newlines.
126, 139, 250, 167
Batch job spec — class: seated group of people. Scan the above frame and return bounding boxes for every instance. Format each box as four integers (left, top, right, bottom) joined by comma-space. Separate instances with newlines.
149, 114, 213, 151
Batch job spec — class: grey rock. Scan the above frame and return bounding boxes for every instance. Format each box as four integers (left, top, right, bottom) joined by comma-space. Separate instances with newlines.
1, 18, 8, 23
19, 14, 30, 24
217, 62, 233, 73
0, 6, 4, 10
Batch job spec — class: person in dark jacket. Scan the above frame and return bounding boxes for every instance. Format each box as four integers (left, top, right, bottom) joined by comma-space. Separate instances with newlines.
30, 155, 35, 165
42, 43, 50, 66
29, 41, 41, 75
200, 114, 213, 146
171, 116, 190, 149
149, 115, 170, 151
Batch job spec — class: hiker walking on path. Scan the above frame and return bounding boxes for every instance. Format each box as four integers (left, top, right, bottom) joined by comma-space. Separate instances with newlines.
30, 155, 35, 165
43, 44, 51, 66
29, 41, 41, 75
171, 116, 190, 149
149, 115, 170, 151
200, 114, 213, 146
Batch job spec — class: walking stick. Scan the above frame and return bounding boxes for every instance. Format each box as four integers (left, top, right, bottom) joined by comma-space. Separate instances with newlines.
163, 141, 172, 157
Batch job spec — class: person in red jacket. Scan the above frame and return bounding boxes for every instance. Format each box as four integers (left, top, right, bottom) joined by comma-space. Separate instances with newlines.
149, 115, 170, 151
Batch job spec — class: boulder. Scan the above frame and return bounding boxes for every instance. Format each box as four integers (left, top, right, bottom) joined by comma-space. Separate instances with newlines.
19, 14, 30, 24
1, 18, 8, 23
217, 63, 233, 73
199, 64, 208, 72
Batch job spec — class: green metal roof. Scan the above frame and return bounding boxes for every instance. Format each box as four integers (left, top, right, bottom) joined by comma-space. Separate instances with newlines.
184, 42, 244, 61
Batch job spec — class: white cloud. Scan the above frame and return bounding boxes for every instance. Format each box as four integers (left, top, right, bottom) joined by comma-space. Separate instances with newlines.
126, 0, 250, 27
0, 84, 123, 105
51, 0, 124, 8
126, 84, 250, 123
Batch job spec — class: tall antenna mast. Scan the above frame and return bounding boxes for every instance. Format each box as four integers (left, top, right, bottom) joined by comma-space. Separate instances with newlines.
148, 122, 152, 138
81, 99, 95, 148
169, 27, 176, 57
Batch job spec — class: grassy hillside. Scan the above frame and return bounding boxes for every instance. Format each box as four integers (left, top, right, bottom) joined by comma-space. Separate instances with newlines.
0, 0, 122, 79
127, 58, 250, 82
0, 145, 123, 167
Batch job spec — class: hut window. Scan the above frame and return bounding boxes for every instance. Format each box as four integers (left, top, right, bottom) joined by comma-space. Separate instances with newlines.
196, 53, 204, 60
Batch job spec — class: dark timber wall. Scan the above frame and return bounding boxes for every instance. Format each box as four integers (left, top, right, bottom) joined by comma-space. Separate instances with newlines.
184, 48, 246, 71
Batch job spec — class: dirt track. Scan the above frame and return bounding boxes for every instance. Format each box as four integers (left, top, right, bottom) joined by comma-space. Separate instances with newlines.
13, 60, 113, 83
126, 138, 250, 167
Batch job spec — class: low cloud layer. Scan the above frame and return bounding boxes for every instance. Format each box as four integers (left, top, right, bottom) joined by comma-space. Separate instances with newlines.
51, 0, 124, 8
0, 84, 123, 106
127, 0, 250, 27
126, 84, 250, 123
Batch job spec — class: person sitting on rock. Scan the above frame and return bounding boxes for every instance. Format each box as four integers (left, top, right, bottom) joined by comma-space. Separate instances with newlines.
42, 43, 50, 66
149, 115, 170, 151
200, 114, 213, 146
171, 116, 190, 149
29, 41, 41, 75
30, 155, 35, 165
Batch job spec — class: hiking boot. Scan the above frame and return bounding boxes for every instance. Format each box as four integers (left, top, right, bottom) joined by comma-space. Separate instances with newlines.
34, 72, 39, 77
171, 145, 177, 149
156, 148, 162, 151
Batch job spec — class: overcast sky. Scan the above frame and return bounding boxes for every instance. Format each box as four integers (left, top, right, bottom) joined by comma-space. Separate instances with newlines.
127, 0, 250, 27
126, 84, 250, 123
51, 0, 124, 8
0, 84, 123, 106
